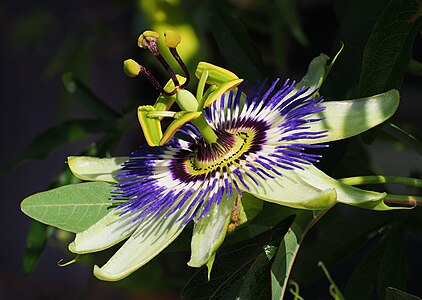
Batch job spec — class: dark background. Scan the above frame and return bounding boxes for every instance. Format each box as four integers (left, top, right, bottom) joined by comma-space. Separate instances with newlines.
1, 0, 421, 299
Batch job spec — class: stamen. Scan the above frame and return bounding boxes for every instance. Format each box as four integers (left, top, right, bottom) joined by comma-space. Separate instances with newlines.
164, 30, 190, 89
123, 59, 175, 96
138, 31, 180, 87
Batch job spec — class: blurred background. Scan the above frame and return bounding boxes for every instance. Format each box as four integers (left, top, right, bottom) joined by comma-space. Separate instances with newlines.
1, 0, 421, 299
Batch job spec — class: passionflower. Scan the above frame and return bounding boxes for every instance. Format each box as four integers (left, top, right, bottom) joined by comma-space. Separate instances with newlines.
22, 30, 400, 281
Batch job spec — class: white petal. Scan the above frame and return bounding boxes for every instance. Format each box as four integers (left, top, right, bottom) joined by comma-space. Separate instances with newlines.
93, 205, 190, 281
241, 166, 337, 209
69, 208, 140, 254
68, 156, 129, 183
299, 90, 399, 144
295, 165, 394, 210
188, 191, 237, 267
240, 164, 387, 210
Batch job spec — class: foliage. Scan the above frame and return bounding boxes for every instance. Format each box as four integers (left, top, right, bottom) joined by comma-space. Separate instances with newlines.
12, 0, 422, 298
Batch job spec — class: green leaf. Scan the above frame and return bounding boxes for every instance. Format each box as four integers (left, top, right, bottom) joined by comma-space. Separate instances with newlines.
386, 287, 422, 300
271, 224, 301, 299
345, 232, 386, 299
323, 0, 389, 98
344, 225, 407, 299
6, 119, 111, 169
274, 0, 309, 46
210, 10, 266, 82
62, 73, 120, 121
408, 58, 422, 76
181, 215, 295, 300
383, 123, 422, 156
359, 0, 422, 96
21, 182, 114, 233
376, 226, 408, 299
22, 221, 53, 276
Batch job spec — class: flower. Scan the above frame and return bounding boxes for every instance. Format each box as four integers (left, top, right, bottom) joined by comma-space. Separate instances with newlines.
25, 31, 398, 281
67, 74, 399, 281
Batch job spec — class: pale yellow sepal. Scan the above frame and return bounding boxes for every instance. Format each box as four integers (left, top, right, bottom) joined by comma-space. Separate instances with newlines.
295, 89, 400, 145
69, 209, 139, 253
92, 203, 191, 281
68, 156, 129, 183
188, 192, 237, 268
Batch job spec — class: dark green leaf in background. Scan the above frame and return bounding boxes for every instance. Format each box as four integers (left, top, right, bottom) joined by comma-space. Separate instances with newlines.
181, 215, 295, 300
62, 73, 120, 122
6, 119, 111, 169
22, 220, 53, 276
274, 0, 309, 47
210, 10, 266, 83
344, 224, 407, 300
359, 0, 422, 96
323, 0, 389, 98
386, 287, 422, 300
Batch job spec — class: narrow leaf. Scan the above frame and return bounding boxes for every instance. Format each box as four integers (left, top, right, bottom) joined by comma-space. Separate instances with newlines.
22, 221, 53, 276
386, 287, 422, 300
274, 0, 309, 46
322, 0, 389, 98
6, 119, 111, 169
62, 73, 120, 121
210, 11, 266, 82
271, 225, 301, 299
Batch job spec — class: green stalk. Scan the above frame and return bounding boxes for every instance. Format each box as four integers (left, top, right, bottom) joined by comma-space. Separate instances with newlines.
339, 175, 422, 206
338, 175, 422, 188
191, 114, 218, 144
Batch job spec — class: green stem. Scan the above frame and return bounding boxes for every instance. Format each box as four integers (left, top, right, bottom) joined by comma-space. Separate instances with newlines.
191, 114, 218, 144
338, 175, 422, 188
338, 175, 422, 206
317, 261, 345, 300
382, 122, 422, 156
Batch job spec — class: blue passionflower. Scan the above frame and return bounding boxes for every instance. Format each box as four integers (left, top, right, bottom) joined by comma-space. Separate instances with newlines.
63, 31, 399, 281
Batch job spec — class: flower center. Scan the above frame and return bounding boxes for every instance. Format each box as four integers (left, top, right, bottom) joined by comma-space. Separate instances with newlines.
186, 130, 253, 175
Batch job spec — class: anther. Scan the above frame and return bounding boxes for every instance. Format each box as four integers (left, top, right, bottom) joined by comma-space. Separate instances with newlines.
123, 59, 176, 96
137, 31, 160, 49
123, 59, 141, 77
